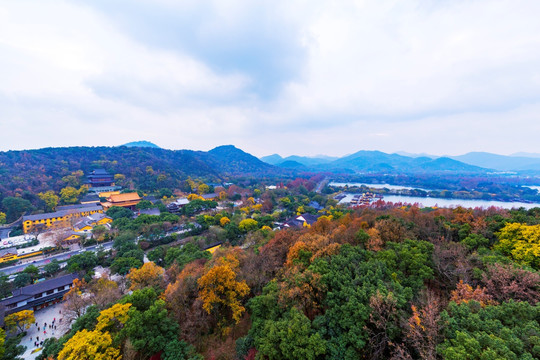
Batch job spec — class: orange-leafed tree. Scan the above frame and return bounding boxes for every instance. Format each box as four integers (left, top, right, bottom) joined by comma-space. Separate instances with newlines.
58, 329, 121, 360
63, 278, 90, 322
126, 261, 165, 291
4, 310, 35, 334
164, 259, 212, 343
406, 294, 441, 360
198, 255, 250, 325
450, 280, 497, 307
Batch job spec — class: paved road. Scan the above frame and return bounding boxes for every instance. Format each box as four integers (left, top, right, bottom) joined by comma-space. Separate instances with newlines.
315, 177, 329, 193
1, 241, 114, 276
2, 228, 191, 276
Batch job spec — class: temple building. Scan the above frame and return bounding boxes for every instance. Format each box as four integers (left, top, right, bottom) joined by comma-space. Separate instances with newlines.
22, 204, 104, 234
0, 274, 78, 315
73, 213, 113, 232
101, 192, 141, 210
87, 169, 114, 187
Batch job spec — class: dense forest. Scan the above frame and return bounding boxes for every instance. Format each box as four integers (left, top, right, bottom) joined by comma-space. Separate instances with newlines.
0, 145, 279, 198
19, 202, 540, 360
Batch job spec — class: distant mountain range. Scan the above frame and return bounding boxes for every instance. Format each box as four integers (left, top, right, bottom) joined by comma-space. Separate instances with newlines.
261, 154, 339, 167
121, 141, 161, 148
3, 144, 540, 199
449, 152, 540, 171
0, 145, 277, 195
261, 150, 540, 173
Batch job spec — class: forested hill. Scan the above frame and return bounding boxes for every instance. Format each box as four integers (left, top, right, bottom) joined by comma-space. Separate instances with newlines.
0, 145, 277, 195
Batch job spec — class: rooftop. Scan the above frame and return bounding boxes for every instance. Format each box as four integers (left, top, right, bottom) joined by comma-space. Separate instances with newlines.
109, 192, 141, 202
0, 273, 78, 306
23, 205, 103, 222
0, 247, 17, 257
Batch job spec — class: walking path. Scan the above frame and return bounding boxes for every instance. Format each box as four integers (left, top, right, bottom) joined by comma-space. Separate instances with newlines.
19, 304, 66, 360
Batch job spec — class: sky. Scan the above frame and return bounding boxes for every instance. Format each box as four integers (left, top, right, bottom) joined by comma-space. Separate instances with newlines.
1, 0, 540, 157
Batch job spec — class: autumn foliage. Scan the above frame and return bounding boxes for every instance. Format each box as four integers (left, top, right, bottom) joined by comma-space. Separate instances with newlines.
450, 280, 497, 307
127, 261, 165, 291
198, 254, 250, 325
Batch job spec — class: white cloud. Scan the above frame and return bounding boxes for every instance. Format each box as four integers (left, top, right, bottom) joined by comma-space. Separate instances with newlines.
1, 0, 539, 157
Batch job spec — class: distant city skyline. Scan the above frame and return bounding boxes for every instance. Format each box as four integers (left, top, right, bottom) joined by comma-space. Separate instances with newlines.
1, 1, 539, 157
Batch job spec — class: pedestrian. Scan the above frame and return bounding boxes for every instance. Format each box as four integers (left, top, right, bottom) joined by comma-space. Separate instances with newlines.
54, 325, 57, 330
38, 327, 40, 331
40, 341, 43, 346
30, 337, 32, 342
37, 336, 39, 341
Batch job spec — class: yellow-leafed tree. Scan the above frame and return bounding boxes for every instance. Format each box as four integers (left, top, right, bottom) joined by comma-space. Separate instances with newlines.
58, 329, 121, 360
38, 191, 59, 212
220, 217, 231, 227
4, 310, 35, 334
495, 223, 540, 268
126, 261, 164, 291
198, 256, 250, 324
95, 303, 132, 333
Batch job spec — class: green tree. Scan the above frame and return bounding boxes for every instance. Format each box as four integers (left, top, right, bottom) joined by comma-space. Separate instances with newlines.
110, 257, 143, 275
164, 242, 211, 268
67, 252, 97, 273
61, 170, 83, 187
1, 197, 34, 223
13, 273, 32, 288
438, 300, 540, 359
106, 206, 134, 220
0, 272, 12, 299
0, 332, 24, 360
119, 288, 158, 312
256, 307, 326, 360
44, 260, 61, 277
162, 339, 203, 360
122, 299, 179, 357
135, 200, 154, 210
22, 265, 40, 280
91, 225, 107, 241
147, 246, 166, 267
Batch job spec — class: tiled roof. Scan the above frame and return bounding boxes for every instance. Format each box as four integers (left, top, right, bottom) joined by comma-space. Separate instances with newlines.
0, 247, 17, 257
109, 193, 141, 202
0, 274, 78, 307
23, 205, 103, 222
57, 203, 102, 211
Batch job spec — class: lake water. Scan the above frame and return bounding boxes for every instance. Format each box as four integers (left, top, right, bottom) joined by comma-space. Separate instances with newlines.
338, 193, 540, 210
330, 182, 430, 191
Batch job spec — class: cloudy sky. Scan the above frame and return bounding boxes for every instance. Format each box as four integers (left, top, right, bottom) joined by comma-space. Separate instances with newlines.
1, 0, 539, 157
